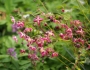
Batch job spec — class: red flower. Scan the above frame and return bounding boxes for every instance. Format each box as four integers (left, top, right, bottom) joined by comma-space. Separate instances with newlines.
17, 21, 24, 28
18, 32, 26, 38
87, 44, 90, 49
59, 33, 65, 39
70, 20, 82, 26
36, 37, 44, 48
52, 52, 58, 57
76, 29, 84, 35
46, 47, 54, 53
61, 24, 69, 29
24, 28, 33, 33
34, 16, 43, 25
40, 48, 48, 57
29, 46, 36, 51
62, 9, 65, 12
20, 49, 25, 53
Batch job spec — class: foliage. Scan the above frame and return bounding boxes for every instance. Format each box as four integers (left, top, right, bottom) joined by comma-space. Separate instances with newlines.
0, 0, 90, 70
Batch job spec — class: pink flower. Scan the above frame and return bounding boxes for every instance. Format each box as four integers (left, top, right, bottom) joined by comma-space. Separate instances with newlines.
53, 19, 60, 24
59, 33, 65, 39
66, 28, 72, 33
52, 52, 58, 57
40, 47, 45, 53
29, 46, 36, 51
11, 17, 24, 32
74, 20, 81, 25
34, 16, 43, 25
20, 49, 25, 53
48, 16, 54, 22
87, 44, 90, 49
28, 54, 39, 60
75, 44, 80, 48
31, 54, 38, 60
36, 37, 44, 48
60, 27, 73, 40
79, 39, 84, 45
70, 20, 82, 26
76, 29, 84, 35
46, 47, 54, 53
41, 51, 47, 57
45, 31, 54, 36
65, 33, 73, 39
11, 16, 15, 23
78, 26, 82, 30
73, 38, 77, 43
36, 41, 44, 48
61, 24, 69, 29
65, 28, 73, 38
24, 28, 33, 33
18, 32, 26, 38
73, 38, 84, 44
28, 54, 31, 59
16, 21, 24, 28
25, 36, 34, 45
40, 48, 47, 57
43, 35, 51, 43
13, 36, 18, 43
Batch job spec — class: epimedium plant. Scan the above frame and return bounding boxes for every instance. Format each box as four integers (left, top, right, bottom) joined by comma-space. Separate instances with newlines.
11, 13, 59, 70
7, 9, 90, 70
0, 0, 90, 70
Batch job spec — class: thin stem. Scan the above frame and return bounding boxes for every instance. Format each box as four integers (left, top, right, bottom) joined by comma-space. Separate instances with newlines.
85, 0, 90, 7
57, 57, 70, 68
76, 0, 90, 23
39, 0, 48, 13
59, 54, 73, 64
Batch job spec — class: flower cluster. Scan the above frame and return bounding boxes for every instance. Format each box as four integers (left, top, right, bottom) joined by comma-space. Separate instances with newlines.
60, 24, 73, 40
11, 15, 58, 65
58, 19, 86, 48
11, 12, 89, 69
11, 16, 24, 32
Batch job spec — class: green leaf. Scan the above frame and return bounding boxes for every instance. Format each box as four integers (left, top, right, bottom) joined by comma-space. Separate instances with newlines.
85, 57, 90, 65
4, 0, 14, 14
0, 57, 10, 62
63, 13, 71, 20
63, 46, 75, 59
0, 63, 3, 67
18, 53, 28, 57
19, 60, 30, 65
0, 55, 9, 59
19, 63, 31, 70
0, 7, 5, 12
0, 68, 8, 70
11, 59, 19, 69
0, 20, 6, 25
